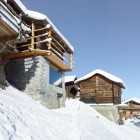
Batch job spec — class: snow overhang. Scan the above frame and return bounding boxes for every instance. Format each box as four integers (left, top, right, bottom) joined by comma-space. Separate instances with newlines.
75, 69, 126, 89
7, 0, 28, 15
26, 10, 74, 53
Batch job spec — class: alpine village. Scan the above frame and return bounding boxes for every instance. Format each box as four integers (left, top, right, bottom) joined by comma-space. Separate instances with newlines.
0, 0, 140, 140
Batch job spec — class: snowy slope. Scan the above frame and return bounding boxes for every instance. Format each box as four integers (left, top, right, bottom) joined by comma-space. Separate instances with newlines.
0, 85, 140, 140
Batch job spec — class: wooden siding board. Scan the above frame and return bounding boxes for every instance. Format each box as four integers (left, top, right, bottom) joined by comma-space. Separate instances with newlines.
79, 74, 122, 104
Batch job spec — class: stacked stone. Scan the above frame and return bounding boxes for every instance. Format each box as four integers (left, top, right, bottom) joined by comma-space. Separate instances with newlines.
0, 59, 7, 89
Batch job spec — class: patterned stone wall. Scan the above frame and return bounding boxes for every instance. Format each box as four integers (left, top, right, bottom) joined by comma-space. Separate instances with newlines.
0, 59, 7, 88
4, 56, 66, 109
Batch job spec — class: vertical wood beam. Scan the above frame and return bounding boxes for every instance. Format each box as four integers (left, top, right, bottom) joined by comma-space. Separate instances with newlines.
62, 71, 66, 105
112, 83, 115, 104
70, 53, 73, 70
47, 30, 52, 50
31, 20, 35, 49
95, 75, 99, 104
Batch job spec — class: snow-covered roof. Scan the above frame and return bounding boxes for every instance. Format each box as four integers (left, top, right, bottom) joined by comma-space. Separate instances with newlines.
65, 75, 77, 83
54, 75, 77, 86
26, 10, 74, 53
122, 97, 140, 104
10, 0, 28, 15
75, 69, 126, 88
0, 1, 19, 33
5, 0, 74, 53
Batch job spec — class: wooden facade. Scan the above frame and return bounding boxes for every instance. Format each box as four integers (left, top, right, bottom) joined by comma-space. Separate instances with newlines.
54, 75, 78, 99
121, 99, 140, 119
0, 0, 74, 72
65, 83, 79, 99
76, 70, 125, 104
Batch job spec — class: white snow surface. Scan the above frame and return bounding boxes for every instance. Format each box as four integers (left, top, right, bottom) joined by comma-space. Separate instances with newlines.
54, 75, 77, 85
75, 69, 126, 88
0, 85, 140, 140
122, 97, 140, 104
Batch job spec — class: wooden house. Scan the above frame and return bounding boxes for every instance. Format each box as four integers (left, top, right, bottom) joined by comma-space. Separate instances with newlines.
121, 98, 140, 119
0, 0, 74, 109
0, 0, 74, 71
64, 75, 78, 99
75, 69, 125, 104
54, 75, 78, 99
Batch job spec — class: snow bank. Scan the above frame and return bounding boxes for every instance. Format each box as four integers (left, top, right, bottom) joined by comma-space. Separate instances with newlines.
0, 85, 140, 140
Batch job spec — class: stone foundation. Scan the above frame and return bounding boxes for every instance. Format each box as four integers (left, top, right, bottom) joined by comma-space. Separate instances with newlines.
90, 105, 119, 124
0, 59, 7, 89
4, 56, 66, 109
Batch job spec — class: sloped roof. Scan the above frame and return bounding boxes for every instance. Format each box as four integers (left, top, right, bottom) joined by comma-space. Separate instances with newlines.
122, 97, 140, 104
54, 75, 77, 86
75, 69, 126, 89
11, 0, 28, 15
5, 0, 74, 53
26, 10, 74, 53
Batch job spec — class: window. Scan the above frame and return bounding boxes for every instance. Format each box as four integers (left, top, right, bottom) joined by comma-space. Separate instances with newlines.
50, 67, 62, 87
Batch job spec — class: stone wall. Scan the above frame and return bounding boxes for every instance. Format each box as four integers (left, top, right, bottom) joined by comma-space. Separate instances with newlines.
90, 105, 120, 124
0, 59, 7, 88
4, 56, 66, 109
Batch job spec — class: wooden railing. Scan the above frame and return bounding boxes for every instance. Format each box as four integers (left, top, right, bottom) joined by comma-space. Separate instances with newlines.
16, 21, 73, 71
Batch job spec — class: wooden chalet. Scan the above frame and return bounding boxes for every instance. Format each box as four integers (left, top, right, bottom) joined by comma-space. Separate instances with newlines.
121, 98, 140, 119
75, 69, 126, 104
0, 0, 74, 109
53, 75, 78, 98
0, 0, 74, 72
64, 75, 78, 99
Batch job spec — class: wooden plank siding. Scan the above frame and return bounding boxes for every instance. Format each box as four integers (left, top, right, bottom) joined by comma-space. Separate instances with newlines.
79, 74, 122, 104
121, 101, 140, 119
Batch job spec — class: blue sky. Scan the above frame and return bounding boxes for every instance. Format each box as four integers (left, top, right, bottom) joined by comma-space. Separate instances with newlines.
22, 0, 140, 100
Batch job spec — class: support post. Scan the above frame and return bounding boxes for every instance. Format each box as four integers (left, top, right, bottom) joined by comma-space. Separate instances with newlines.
47, 30, 51, 50
62, 71, 66, 106
62, 71, 65, 91
31, 20, 35, 49
95, 75, 99, 104
70, 53, 73, 70
112, 83, 115, 104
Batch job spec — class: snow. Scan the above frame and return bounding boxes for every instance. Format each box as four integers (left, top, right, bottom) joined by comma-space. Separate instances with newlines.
27, 10, 74, 53
75, 69, 126, 88
124, 118, 140, 133
11, 0, 28, 15
4, 0, 74, 53
0, 2, 19, 33
65, 75, 77, 83
54, 75, 77, 86
122, 97, 140, 104
0, 85, 140, 140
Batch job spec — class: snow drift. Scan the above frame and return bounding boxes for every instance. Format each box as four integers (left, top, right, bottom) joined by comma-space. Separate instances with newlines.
0, 85, 140, 140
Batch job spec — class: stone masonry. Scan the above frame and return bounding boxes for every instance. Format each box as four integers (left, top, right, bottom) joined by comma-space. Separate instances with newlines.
90, 105, 120, 124
4, 56, 66, 109
0, 59, 7, 88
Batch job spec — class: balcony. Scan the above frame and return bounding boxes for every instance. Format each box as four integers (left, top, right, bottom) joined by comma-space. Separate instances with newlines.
11, 20, 73, 72
0, 1, 19, 41
0, 1, 74, 71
